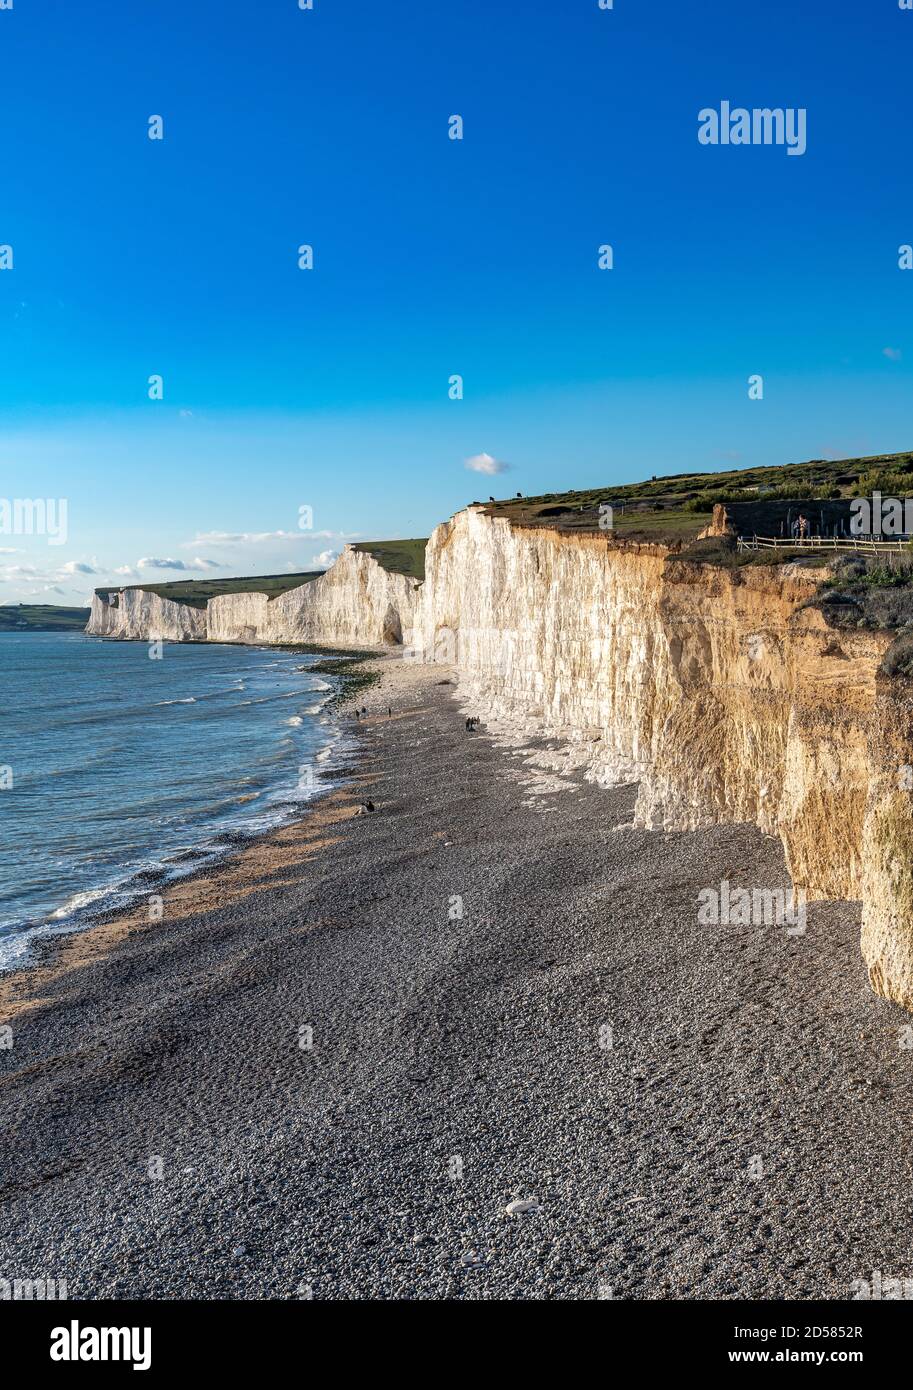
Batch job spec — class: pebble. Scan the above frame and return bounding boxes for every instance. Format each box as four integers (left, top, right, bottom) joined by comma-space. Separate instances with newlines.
505, 1199, 540, 1217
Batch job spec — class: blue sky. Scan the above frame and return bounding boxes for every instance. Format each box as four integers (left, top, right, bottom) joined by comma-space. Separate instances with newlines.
1, 0, 912, 602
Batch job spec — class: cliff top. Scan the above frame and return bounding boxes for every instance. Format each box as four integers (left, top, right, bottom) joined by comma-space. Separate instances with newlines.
476, 451, 913, 544
96, 571, 323, 610
351, 539, 426, 581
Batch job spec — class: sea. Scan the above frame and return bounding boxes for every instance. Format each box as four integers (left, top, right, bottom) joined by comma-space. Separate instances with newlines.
0, 631, 354, 970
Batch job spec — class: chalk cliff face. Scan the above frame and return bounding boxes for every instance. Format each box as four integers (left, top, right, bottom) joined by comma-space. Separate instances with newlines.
417, 506, 913, 1009
208, 546, 421, 647
860, 680, 913, 1009
87, 589, 207, 641
86, 546, 421, 650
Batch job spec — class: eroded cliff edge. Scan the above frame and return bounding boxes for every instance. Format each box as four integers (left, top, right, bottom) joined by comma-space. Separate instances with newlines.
416, 505, 913, 1010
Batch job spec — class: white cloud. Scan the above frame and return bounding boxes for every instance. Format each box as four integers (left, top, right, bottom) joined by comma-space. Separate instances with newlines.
59, 560, 98, 575
0, 563, 39, 577
137, 557, 188, 571
181, 529, 349, 548
169, 528, 359, 579
137, 557, 219, 572
0, 558, 101, 605
465, 452, 509, 475
883, 347, 903, 362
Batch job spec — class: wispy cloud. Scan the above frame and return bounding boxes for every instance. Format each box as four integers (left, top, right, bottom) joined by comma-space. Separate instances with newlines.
137, 556, 220, 572
0, 562, 39, 578
883, 346, 903, 362
172, 528, 358, 576
181, 529, 350, 548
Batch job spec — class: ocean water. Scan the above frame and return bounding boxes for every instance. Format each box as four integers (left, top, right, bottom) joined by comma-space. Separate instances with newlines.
0, 632, 353, 969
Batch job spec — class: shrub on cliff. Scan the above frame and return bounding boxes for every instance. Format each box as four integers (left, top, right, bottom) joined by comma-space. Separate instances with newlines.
819, 556, 913, 633
881, 632, 913, 678
857, 465, 913, 495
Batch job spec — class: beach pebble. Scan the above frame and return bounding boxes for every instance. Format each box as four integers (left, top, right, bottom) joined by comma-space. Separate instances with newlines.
505, 1198, 540, 1217
460, 1250, 485, 1268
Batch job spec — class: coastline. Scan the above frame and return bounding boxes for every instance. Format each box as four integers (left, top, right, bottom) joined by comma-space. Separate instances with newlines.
0, 644, 397, 1022
0, 638, 384, 984
2, 653, 912, 1299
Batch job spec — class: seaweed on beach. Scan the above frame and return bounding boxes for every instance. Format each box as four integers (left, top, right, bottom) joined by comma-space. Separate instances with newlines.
287, 645, 382, 707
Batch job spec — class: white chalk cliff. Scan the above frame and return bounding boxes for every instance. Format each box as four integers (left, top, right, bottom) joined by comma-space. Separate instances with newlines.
207, 546, 421, 647
86, 545, 422, 649
415, 505, 913, 1012
86, 587, 207, 642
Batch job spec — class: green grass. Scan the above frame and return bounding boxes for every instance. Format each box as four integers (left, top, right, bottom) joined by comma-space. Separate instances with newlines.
0, 604, 90, 632
351, 539, 427, 581
475, 450, 913, 546
610, 509, 712, 542
97, 571, 323, 610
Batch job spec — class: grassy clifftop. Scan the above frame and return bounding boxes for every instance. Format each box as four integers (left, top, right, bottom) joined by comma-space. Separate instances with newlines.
96, 572, 323, 611
0, 604, 90, 632
351, 539, 426, 581
477, 451, 913, 544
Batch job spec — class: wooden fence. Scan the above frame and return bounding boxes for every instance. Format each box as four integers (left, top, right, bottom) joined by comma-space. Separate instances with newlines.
737, 534, 913, 555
